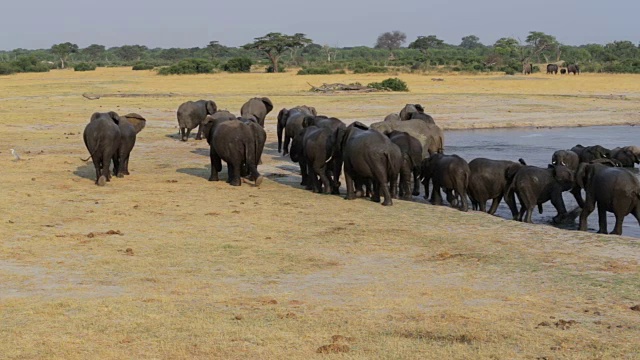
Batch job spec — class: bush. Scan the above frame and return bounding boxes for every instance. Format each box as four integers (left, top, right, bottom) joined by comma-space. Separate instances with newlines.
12, 56, 50, 73
74, 62, 96, 71
222, 57, 253, 73
297, 67, 346, 75
0, 63, 16, 75
132, 63, 154, 70
157, 59, 216, 75
367, 78, 409, 92
505, 69, 516, 75
350, 61, 387, 74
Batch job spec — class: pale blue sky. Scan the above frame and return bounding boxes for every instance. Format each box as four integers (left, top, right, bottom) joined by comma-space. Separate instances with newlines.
1, 0, 638, 50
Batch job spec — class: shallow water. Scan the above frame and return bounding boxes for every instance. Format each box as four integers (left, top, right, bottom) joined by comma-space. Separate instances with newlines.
445, 125, 640, 238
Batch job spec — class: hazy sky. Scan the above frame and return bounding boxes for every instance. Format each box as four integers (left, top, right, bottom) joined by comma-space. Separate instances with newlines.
1, 0, 638, 50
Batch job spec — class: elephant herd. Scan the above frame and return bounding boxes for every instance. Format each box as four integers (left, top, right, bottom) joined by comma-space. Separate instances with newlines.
82, 100, 640, 235
546, 63, 580, 75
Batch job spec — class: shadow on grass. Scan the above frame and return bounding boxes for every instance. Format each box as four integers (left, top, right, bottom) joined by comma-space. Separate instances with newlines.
191, 148, 209, 156
74, 162, 97, 181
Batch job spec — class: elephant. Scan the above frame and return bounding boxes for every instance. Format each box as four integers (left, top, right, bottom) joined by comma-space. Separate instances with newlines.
523, 63, 533, 75
567, 64, 580, 75
399, 104, 425, 120
339, 122, 402, 206
560, 69, 567, 74
571, 144, 612, 163
277, 105, 317, 155
301, 115, 346, 191
420, 153, 470, 211
409, 112, 436, 125
240, 97, 274, 127
114, 118, 137, 177
504, 164, 574, 223
82, 111, 122, 186
176, 100, 217, 141
294, 125, 344, 194
384, 113, 401, 122
610, 146, 640, 167
387, 131, 423, 200
546, 64, 559, 74
576, 162, 640, 235
370, 119, 444, 158
121, 113, 146, 134
551, 149, 585, 207
201, 117, 266, 186
467, 158, 527, 214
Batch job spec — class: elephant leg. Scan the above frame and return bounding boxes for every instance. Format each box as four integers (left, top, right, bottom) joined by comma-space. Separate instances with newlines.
371, 180, 381, 203
184, 128, 192, 142
331, 158, 343, 195
488, 196, 502, 215
505, 187, 519, 220
308, 165, 320, 193
550, 191, 568, 223
344, 169, 356, 200
180, 127, 187, 141
571, 186, 585, 208
458, 188, 469, 212
316, 164, 331, 194
390, 174, 400, 200
431, 183, 443, 205
525, 205, 534, 223
122, 153, 130, 175
195, 124, 203, 140
422, 177, 430, 200
578, 199, 595, 231
229, 162, 242, 186
597, 203, 608, 234
209, 148, 221, 181
633, 206, 640, 227
611, 212, 625, 235
283, 136, 291, 156
412, 170, 421, 196
445, 189, 456, 207
380, 181, 393, 206
277, 125, 283, 153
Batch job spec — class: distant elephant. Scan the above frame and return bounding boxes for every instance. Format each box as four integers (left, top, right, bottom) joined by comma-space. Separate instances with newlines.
114, 118, 137, 177
201, 117, 266, 186
546, 64, 559, 74
504, 164, 574, 223
567, 64, 580, 75
384, 113, 401, 122
82, 111, 122, 186
399, 104, 425, 120
610, 146, 640, 167
240, 97, 274, 127
421, 153, 470, 211
176, 100, 217, 141
277, 105, 317, 155
571, 144, 612, 163
121, 113, 146, 134
577, 162, 640, 235
560, 69, 567, 74
467, 158, 526, 214
551, 149, 584, 207
370, 119, 444, 158
523, 63, 533, 75
339, 122, 402, 206
387, 131, 423, 200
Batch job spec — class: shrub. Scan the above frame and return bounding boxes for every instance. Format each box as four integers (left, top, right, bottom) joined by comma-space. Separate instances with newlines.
505, 69, 516, 75
223, 57, 253, 73
12, 56, 50, 73
350, 61, 387, 74
0, 63, 16, 75
367, 78, 409, 92
297, 67, 346, 75
132, 63, 154, 70
74, 62, 96, 71
157, 59, 215, 75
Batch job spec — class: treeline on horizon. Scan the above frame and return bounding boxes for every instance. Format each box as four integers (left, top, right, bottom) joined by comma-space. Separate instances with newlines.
1, 31, 639, 76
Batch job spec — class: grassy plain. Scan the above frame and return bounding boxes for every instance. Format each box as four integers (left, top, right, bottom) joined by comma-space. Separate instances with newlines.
1, 68, 639, 359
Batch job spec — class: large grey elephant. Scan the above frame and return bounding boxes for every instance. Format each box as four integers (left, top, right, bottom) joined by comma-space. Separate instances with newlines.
339, 122, 402, 206
240, 97, 274, 127
370, 119, 443, 158
176, 100, 217, 141
467, 158, 526, 214
421, 153, 470, 211
551, 149, 585, 207
121, 113, 146, 134
399, 104, 425, 120
577, 162, 640, 235
387, 131, 423, 199
571, 144, 612, 163
567, 64, 580, 75
291, 125, 343, 194
201, 117, 266, 186
277, 105, 317, 155
82, 112, 122, 186
546, 64, 559, 74
610, 146, 640, 168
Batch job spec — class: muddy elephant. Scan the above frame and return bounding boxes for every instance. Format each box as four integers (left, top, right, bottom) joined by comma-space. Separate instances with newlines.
567, 64, 580, 75
505, 164, 574, 223
387, 131, 423, 200
610, 146, 640, 168
121, 113, 146, 134
551, 149, 584, 207
176, 100, 217, 141
399, 104, 425, 120
571, 144, 612, 163
421, 153, 470, 211
277, 105, 317, 155
384, 113, 401, 122
339, 122, 402, 206
240, 97, 274, 127
370, 119, 443, 158
82, 112, 122, 186
201, 118, 265, 186
523, 63, 533, 75
577, 162, 640, 235
546, 64, 559, 74
467, 158, 526, 214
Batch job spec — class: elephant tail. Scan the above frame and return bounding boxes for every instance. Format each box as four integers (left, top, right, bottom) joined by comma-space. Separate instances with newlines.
80, 139, 101, 162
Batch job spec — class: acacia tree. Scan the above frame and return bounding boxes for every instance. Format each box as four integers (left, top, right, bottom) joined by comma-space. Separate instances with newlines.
460, 35, 483, 49
51, 42, 78, 69
114, 45, 148, 62
82, 44, 105, 62
408, 35, 444, 65
374, 31, 407, 50
525, 31, 558, 63
243, 32, 311, 73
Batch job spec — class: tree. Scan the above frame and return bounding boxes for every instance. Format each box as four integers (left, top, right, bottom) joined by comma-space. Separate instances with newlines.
374, 31, 407, 50
460, 35, 482, 49
82, 44, 105, 62
207, 41, 228, 60
408, 35, 444, 53
242, 32, 312, 73
525, 31, 558, 63
50, 42, 78, 69
114, 45, 148, 62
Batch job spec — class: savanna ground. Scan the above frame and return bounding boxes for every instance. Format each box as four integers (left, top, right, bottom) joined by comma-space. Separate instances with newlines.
1, 68, 640, 359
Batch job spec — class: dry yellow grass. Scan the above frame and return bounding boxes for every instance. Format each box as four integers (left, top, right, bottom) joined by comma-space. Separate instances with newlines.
1, 68, 640, 359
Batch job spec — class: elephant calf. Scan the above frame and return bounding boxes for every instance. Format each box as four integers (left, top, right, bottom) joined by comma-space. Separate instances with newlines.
577, 163, 640, 235
421, 153, 470, 211
240, 97, 274, 127
176, 100, 217, 141
83, 112, 121, 186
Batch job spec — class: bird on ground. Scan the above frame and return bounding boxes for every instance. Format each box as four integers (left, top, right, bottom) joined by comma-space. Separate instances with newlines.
10, 149, 21, 161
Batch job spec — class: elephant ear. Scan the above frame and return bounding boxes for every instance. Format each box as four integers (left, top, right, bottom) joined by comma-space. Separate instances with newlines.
351, 121, 369, 131
261, 97, 274, 113
202, 115, 214, 126
90, 112, 100, 122
206, 101, 217, 115
309, 106, 317, 116
414, 104, 425, 113
505, 163, 522, 183
108, 111, 121, 124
